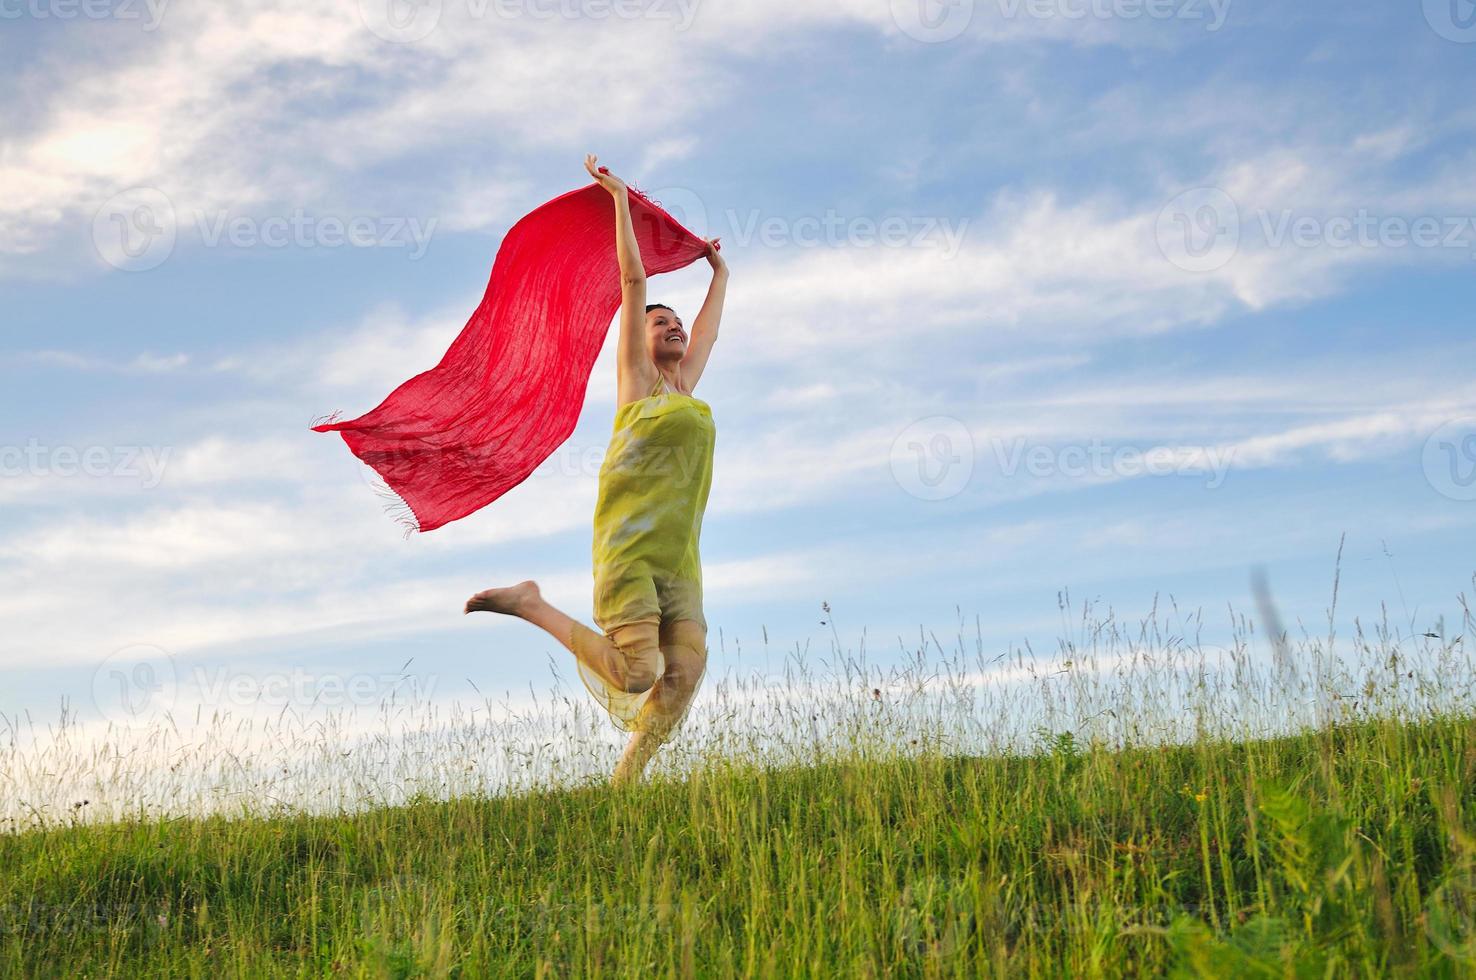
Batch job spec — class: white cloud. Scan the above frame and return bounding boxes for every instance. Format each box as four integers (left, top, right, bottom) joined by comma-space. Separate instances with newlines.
3, 502, 312, 571
2, 0, 1262, 272
638, 136, 700, 175
1213, 409, 1462, 469
160, 436, 318, 488
713, 133, 1476, 365
22, 350, 190, 373
9, 1, 930, 266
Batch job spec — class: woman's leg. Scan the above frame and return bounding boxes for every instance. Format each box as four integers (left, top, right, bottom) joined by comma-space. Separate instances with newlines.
612, 619, 708, 786
464, 580, 663, 694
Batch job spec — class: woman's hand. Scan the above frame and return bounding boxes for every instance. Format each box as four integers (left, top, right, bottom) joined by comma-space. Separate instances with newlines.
704, 237, 727, 276
584, 154, 627, 199
683, 237, 728, 390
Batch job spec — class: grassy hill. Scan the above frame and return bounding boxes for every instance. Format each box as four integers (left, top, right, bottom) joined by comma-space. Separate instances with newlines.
3, 711, 1474, 977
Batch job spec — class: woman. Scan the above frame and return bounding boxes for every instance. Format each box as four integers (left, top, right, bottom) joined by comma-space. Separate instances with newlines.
465, 154, 728, 786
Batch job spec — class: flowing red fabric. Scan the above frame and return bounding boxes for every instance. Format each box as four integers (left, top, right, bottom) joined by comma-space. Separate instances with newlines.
312, 182, 712, 533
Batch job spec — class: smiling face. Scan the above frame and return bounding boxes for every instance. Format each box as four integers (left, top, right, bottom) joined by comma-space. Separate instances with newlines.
645, 305, 687, 363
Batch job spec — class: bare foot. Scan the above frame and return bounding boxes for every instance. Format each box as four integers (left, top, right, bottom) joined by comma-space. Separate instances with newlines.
464, 580, 540, 616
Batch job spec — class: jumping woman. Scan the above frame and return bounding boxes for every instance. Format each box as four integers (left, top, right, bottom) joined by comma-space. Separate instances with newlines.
464, 154, 728, 786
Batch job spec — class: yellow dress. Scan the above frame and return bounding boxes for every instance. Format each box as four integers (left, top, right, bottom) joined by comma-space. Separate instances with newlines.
590, 372, 716, 632
575, 373, 715, 730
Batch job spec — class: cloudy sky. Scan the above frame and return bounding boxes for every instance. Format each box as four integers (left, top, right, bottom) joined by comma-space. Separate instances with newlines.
4, 0, 1475, 736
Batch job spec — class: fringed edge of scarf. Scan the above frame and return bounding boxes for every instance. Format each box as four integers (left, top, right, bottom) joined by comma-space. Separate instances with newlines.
310, 411, 422, 538
628, 182, 684, 232
366, 476, 422, 540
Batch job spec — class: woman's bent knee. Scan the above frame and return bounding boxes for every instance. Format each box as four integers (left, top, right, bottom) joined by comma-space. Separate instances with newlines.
620, 654, 661, 694
607, 623, 663, 693
617, 643, 665, 694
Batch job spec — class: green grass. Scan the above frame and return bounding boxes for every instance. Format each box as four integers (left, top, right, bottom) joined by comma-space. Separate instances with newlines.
6, 579, 1475, 976
4, 712, 1476, 977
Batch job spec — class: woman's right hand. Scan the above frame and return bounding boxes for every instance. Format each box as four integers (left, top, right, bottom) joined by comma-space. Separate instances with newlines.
704, 237, 727, 276
584, 154, 627, 199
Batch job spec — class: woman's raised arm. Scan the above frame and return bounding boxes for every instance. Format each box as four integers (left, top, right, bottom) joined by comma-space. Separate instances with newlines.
681, 238, 727, 392
585, 154, 654, 401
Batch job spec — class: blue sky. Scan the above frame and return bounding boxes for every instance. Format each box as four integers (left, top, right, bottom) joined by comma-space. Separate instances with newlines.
3, 0, 1475, 736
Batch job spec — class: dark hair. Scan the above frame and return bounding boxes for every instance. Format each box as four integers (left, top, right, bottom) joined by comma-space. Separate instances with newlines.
645, 304, 675, 315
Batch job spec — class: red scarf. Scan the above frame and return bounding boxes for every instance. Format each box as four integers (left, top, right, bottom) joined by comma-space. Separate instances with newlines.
313, 182, 711, 533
